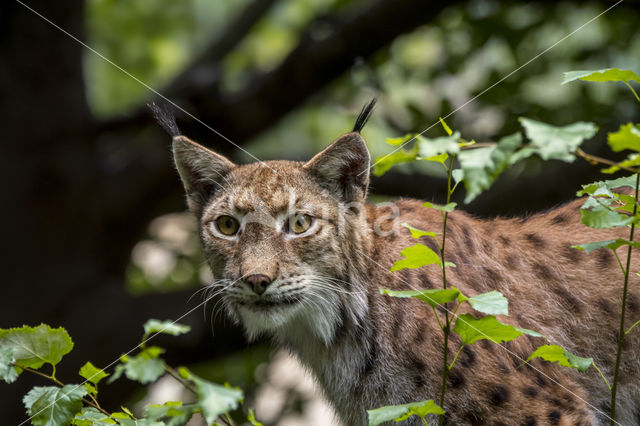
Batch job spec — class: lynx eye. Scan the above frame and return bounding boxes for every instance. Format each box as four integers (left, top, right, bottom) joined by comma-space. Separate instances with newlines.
286, 213, 313, 234
215, 215, 240, 236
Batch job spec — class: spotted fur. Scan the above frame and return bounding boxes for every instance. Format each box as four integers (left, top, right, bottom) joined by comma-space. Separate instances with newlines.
171, 125, 640, 425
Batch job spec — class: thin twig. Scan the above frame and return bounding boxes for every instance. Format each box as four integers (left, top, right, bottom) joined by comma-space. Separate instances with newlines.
459, 142, 498, 150
13, 363, 64, 387
164, 365, 197, 394
575, 148, 637, 173
14, 362, 111, 417
609, 171, 639, 425
164, 365, 234, 426
437, 154, 455, 425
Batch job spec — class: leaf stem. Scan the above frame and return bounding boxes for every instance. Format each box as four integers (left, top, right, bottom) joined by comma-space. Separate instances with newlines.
432, 306, 444, 331
13, 362, 64, 386
623, 82, 640, 104
448, 345, 465, 370
437, 154, 455, 426
13, 362, 111, 417
592, 361, 611, 391
612, 250, 626, 276
224, 413, 236, 426
626, 318, 640, 335
575, 148, 637, 173
609, 171, 640, 425
164, 364, 197, 394
459, 142, 497, 150
163, 365, 234, 426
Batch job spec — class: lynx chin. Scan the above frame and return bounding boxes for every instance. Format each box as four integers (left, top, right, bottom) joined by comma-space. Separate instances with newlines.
156, 102, 639, 425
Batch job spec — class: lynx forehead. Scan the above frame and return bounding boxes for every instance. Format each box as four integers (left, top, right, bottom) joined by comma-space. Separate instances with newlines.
163, 102, 640, 425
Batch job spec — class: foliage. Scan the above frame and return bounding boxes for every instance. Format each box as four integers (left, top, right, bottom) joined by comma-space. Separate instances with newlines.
24, 385, 88, 426
563, 70, 640, 425
369, 68, 640, 423
370, 68, 639, 425
524, 345, 593, 373
367, 400, 445, 425
0, 320, 254, 426
0, 325, 73, 382
373, 117, 596, 203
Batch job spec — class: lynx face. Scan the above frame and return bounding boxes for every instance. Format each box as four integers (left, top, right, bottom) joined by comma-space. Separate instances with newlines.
173, 133, 371, 345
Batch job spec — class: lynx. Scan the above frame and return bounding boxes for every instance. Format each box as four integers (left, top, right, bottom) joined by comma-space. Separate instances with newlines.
157, 103, 640, 425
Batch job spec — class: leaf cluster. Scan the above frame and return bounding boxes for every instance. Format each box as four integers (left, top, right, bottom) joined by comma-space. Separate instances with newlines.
0, 320, 255, 426
373, 117, 597, 203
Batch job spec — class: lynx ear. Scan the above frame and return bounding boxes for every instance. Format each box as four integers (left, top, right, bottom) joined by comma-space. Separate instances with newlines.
303, 132, 370, 203
172, 136, 235, 215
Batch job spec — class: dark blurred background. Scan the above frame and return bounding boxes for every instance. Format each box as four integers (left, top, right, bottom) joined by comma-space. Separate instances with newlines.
1, 0, 639, 424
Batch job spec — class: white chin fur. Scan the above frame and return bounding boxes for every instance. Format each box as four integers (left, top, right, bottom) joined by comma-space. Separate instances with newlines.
234, 296, 341, 346
236, 303, 302, 341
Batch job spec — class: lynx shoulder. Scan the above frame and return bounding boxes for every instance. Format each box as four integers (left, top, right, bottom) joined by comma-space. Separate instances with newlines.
162, 103, 640, 425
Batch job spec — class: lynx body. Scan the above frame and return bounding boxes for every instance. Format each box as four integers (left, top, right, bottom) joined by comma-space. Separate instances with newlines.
166, 105, 640, 425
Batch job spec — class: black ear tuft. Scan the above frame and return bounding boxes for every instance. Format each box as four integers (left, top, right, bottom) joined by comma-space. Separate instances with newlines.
149, 101, 181, 137
352, 98, 377, 133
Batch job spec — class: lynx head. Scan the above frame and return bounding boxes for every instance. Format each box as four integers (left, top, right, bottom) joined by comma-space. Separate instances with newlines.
159, 101, 376, 346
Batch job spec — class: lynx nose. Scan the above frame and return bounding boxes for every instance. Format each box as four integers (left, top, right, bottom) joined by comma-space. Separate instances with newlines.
245, 274, 272, 295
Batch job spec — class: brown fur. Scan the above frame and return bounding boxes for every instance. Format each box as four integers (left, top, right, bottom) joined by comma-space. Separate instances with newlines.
172, 129, 640, 425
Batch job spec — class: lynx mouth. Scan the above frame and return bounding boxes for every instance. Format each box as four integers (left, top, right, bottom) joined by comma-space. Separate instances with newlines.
237, 294, 303, 309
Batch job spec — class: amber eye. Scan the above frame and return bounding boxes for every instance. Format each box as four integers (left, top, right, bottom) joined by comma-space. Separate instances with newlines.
286, 213, 313, 234
215, 215, 240, 236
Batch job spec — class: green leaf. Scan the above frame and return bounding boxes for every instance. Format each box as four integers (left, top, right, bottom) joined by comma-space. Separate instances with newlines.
579, 196, 634, 229
82, 383, 97, 398
439, 117, 453, 136
372, 147, 418, 176
452, 169, 464, 185
572, 238, 640, 254
0, 324, 73, 378
401, 223, 438, 239
453, 314, 522, 345
467, 291, 509, 316
248, 409, 263, 426
458, 132, 522, 203
578, 175, 638, 195
367, 400, 444, 426
145, 401, 197, 425
108, 346, 166, 385
110, 411, 132, 419
0, 346, 18, 383
72, 407, 116, 425
422, 201, 457, 212
515, 328, 548, 340
390, 244, 442, 271
380, 288, 461, 308
178, 367, 243, 425
386, 134, 414, 146
79, 362, 108, 387
422, 152, 449, 166
416, 132, 461, 159
143, 319, 191, 337
116, 419, 164, 426
525, 344, 593, 373
562, 68, 640, 85
608, 123, 640, 153
601, 153, 640, 174
514, 118, 597, 163
23, 385, 87, 426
